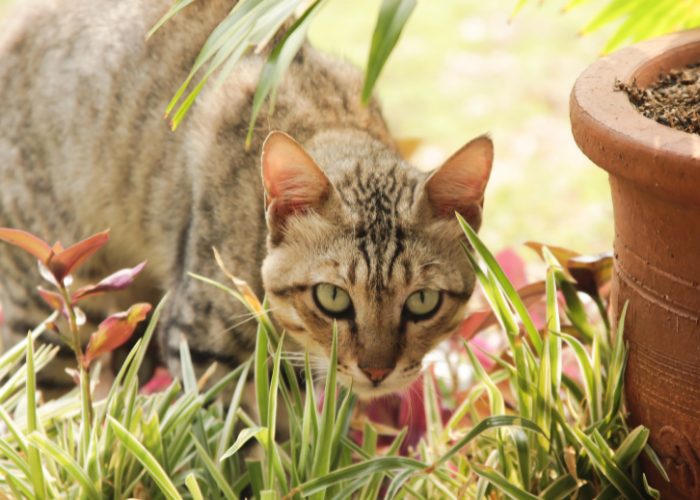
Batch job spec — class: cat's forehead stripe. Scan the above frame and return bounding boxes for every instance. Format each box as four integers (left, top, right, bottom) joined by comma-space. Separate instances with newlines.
333, 160, 418, 292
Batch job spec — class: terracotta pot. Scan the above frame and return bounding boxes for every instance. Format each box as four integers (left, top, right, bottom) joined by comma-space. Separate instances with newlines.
570, 29, 700, 498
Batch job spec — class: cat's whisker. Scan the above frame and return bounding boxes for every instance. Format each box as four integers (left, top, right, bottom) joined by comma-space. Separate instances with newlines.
223, 309, 267, 322
214, 314, 263, 337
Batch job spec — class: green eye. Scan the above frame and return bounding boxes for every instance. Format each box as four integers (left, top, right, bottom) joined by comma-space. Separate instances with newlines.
313, 283, 352, 317
405, 289, 441, 318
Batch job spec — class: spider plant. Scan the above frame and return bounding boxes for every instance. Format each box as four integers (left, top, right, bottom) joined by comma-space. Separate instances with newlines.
0, 219, 666, 497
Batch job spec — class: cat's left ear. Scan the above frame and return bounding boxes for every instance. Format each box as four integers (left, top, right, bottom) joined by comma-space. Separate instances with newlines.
261, 131, 331, 233
424, 135, 493, 230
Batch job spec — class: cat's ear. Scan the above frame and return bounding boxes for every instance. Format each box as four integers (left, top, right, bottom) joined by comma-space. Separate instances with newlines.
424, 135, 493, 229
261, 131, 331, 228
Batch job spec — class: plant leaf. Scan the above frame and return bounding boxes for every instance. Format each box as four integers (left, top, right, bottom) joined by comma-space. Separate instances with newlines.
83, 302, 152, 367
72, 261, 147, 301
36, 286, 65, 312
27, 431, 101, 499
567, 252, 613, 297
472, 464, 538, 500
108, 416, 183, 500
47, 230, 110, 282
310, 322, 339, 499
0, 227, 53, 263
246, 0, 326, 147
362, 0, 417, 103
25, 334, 48, 500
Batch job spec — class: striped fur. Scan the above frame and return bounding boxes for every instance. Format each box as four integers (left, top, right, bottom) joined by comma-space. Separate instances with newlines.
261, 130, 492, 397
0, 0, 492, 398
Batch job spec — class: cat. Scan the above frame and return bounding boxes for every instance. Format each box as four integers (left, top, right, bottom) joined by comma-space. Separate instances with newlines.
0, 0, 493, 398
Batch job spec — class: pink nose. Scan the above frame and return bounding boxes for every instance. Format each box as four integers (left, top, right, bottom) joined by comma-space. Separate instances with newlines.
361, 367, 392, 384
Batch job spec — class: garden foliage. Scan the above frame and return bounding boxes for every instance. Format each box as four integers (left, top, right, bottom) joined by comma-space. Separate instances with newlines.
0, 221, 667, 498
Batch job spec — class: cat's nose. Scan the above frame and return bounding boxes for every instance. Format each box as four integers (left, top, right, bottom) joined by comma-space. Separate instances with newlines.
361, 367, 392, 384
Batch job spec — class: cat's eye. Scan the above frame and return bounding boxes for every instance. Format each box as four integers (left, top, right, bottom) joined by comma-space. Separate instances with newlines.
404, 289, 441, 319
313, 283, 353, 317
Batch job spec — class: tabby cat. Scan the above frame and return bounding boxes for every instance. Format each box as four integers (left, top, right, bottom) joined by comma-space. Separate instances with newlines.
0, 0, 493, 398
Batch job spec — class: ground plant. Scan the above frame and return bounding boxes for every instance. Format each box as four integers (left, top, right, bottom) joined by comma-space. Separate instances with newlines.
0, 219, 667, 498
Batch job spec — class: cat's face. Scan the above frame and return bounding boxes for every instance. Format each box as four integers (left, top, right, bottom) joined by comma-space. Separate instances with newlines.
260, 130, 492, 398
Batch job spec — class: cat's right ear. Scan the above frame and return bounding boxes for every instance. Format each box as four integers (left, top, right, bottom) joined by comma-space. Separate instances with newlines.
261, 131, 331, 236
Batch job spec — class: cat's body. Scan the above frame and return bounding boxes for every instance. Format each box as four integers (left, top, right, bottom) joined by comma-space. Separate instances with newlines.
0, 0, 492, 397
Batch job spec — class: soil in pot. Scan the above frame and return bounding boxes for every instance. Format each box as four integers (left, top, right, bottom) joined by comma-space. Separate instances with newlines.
616, 62, 700, 134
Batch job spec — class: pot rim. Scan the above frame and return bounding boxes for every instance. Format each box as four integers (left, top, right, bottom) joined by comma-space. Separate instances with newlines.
570, 29, 700, 205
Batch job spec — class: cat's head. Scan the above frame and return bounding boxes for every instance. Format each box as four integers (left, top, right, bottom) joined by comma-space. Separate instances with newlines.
260, 129, 492, 398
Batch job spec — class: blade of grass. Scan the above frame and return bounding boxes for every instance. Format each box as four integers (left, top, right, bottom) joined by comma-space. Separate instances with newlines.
539, 473, 581, 500
613, 426, 649, 469
246, 0, 327, 146
286, 456, 427, 499
25, 333, 47, 500
0, 438, 30, 476
0, 406, 28, 454
147, 0, 197, 38
0, 463, 34, 500
435, 415, 545, 468
0, 313, 55, 373
222, 426, 266, 460
255, 319, 270, 428
472, 464, 538, 500
265, 335, 289, 492
108, 416, 182, 500
216, 359, 252, 461
185, 473, 205, 500
330, 388, 355, 466
309, 322, 339, 499
361, 0, 417, 102
458, 214, 543, 354
298, 351, 318, 477
192, 437, 237, 500
555, 330, 598, 423
573, 428, 645, 500
26, 431, 100, 499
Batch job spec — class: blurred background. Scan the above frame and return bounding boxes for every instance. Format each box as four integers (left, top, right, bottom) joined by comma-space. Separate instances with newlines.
309, 1, 613, 254
0, 0, 614, 254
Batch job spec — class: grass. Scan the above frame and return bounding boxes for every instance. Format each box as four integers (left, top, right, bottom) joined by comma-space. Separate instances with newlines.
0, 221, 665, 498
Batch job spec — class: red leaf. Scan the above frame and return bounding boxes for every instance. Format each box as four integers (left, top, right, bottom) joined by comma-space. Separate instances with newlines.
72, 261, 147, 301
568, 252, 614, 297
458, 310, 494, 340
37, 287, 66, 312
48, 230, 110, 283
0, 228, 53, 263
51, 241, 65, 253
140, 367, 174, 395
82, 302, 151, 368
